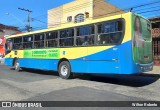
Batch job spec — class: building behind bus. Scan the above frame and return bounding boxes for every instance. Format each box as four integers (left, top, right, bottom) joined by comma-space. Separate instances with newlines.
48, 0, 125, 28
149, 17, 160, 65
0, 24, 20, 56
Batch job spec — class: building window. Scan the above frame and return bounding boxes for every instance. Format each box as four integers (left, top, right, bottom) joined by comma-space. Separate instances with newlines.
74, 14, 84, 23
67, 16, 72, 22
153, 38, 160, 56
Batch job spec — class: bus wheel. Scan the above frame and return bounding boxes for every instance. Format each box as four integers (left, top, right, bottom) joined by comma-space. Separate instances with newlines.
14, 59, 20, 72
58, 61, 72, 79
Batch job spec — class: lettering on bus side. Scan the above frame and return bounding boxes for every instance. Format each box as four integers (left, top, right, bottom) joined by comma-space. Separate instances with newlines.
31, 50, 47, 58
48, 49, 60, 58
32, 50, 47, 55
24, 49, 60, 59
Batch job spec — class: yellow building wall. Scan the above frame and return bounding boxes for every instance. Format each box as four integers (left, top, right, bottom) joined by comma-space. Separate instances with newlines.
62, 0, 93, 23
93, 0, 125, 19
48, 0, 124, 28
48, 6, 63, 28
48, 0, 94, 28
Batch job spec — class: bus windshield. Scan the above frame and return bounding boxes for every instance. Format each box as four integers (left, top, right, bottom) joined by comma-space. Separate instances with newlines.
5, 38, 13, 55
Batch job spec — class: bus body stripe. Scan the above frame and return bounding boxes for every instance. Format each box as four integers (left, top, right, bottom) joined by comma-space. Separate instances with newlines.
4, 40, 140, 74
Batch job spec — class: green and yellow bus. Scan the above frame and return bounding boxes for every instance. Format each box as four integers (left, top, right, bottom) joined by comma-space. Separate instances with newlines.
4, 12, 153, 79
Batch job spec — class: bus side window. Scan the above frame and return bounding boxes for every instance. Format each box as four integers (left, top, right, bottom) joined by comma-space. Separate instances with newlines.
46, 31, 58, 48
19, 44, 23, 50
82, 36, 88, 46
23, 36, 33, 49
60, 29, 74, 47
34, 33, 44, 48
97, 20, 123, 45
13, 37, 22, 50
97, 35, 103, 45
110, 33, 121, 44
76, 25, 94, 46
97, 34, 109, 45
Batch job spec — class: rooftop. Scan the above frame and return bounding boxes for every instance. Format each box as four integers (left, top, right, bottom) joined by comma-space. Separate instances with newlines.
0, 24, 19, 31
149, 16, 160, 23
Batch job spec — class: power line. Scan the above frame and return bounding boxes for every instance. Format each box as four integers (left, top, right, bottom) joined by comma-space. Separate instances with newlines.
28, 0, 160, 28
90, 0, 160, 18
131, 0, 160, 9
32, 0, 118, 19
133, 5, 160, 12
10, 0, 160, 32
45, 0, 160, 19
31, 18, 47, 24
137, 9, 160, 14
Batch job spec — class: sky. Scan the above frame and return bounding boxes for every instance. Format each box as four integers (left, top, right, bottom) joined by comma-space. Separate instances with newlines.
0, 0, 160, 31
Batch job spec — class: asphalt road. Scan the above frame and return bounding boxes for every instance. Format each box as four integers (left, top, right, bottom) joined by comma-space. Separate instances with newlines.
0, 64, 160, 110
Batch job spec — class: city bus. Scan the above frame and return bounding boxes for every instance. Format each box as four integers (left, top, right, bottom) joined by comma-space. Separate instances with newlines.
4, 12, 153, 79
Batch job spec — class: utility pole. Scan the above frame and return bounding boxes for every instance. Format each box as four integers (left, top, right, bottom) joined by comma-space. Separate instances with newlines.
18, 8, 32, 32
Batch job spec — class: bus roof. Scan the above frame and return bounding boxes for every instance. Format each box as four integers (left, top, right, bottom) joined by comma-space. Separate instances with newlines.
7, 12, 133, 39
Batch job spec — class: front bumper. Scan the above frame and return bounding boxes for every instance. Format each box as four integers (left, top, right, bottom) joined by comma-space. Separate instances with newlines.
138, 62, 153, 72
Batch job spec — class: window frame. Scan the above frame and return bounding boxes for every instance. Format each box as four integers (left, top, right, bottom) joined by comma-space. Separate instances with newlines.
45, 31, 58, 48
34, 33, 45, 49
12, 37, 23, 50
76, 24, 95, 46
96, 18, 125, 46
74, 13, 85, 23
59, 28, 74, 47
8, 18, 125, 49
22, 35, 34, 50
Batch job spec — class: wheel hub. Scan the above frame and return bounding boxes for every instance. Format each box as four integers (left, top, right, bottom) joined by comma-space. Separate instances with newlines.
15, 62, 19, 70
61, 65, 68, 76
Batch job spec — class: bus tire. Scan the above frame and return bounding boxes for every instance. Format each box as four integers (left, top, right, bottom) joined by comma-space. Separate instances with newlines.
14, 59, 21, 72
58, 61, 72, 79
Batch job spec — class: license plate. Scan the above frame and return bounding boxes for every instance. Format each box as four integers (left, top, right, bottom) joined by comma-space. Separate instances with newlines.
143, 67, 150, 72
